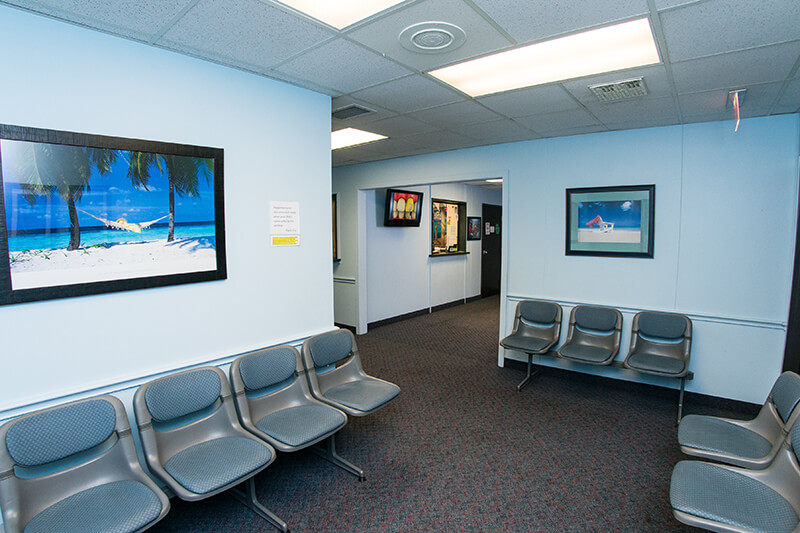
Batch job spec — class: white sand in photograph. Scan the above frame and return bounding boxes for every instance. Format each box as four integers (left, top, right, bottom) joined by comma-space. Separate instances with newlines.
9, 237, 217, 289
577, 228, 641, 243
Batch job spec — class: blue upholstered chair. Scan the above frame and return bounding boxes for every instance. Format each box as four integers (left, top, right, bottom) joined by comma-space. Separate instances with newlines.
133, 367, 287, 532
670, 416, 800, 532
301, 329, 400, 417
556, 305, 622, 366
623, 310, 692, 423
0, 394, 169, 533
679, 371, 800, 469
500, 300, 562, 391
231, 345, 364, 480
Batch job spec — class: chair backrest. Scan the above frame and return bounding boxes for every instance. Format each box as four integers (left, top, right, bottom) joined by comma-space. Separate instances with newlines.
231, 346, 331, 446
133, 366, 250, 491
628, 311, 692, 369
512, 300, 562, 343
301, 329, 369, 396
563, 305, 622, 352
0, 395, 168, 532
771, 372, 800, 424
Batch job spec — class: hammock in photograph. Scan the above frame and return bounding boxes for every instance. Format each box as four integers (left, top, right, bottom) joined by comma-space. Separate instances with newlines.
77, 208, 168, 233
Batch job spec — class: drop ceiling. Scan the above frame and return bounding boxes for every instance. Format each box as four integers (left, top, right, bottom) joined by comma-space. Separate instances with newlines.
3, 0, 799, 167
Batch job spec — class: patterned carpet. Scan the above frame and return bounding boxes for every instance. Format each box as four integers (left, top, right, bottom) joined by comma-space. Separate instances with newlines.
151, 296, 756, 532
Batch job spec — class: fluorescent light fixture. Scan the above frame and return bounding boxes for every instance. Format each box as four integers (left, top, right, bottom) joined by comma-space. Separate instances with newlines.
429, 18, 660, 97
332, 128, 388, 150
276, 0, 406, 29
485, 178, 503, 183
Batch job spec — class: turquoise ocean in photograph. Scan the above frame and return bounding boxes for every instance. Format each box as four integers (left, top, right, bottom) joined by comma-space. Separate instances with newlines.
8, 223, 215, 252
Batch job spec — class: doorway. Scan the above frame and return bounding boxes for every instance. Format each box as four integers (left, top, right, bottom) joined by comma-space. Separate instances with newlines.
481, 203, 502, 297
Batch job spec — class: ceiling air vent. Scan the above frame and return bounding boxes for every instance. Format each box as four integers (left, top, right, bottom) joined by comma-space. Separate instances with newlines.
588, 77, 648, 103
332, 104, 373, 120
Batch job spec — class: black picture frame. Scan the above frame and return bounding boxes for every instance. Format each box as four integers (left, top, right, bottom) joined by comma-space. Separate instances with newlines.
467, 216, 481, 240
384, 188, 424, 227
0, 123, 226, 305
565, 184, 654, 258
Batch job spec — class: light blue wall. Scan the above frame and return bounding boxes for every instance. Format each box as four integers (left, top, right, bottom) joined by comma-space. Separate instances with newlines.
0, 8, 334, 416
333, 114, 800, 403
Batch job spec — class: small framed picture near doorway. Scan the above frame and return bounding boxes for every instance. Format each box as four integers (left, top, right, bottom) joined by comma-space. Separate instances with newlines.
467, 217, 481, 240
565, 184, 654, 258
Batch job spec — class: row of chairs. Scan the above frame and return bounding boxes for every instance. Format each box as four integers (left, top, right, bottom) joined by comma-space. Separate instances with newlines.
500, 300, 692, 422
0, 329, 400, 533
670, 371, 800, 531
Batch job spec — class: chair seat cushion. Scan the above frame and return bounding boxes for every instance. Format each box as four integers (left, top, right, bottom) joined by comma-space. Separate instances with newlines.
626, 351, 686, 375
165, 436, 271, 495
324, 379, 400, 414
256, 404, 346, 448
558, 343, 614, 364
500, 333, 552, 354
678, 415, 773, 459
24, 480, 163, 533
671, 461, 799, 533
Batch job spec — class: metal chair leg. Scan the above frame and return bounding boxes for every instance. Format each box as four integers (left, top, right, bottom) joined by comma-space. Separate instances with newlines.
230, 477, 289, 532
312, 435, 365, 481
517, 353, 539, 392
677, 377, 686, 425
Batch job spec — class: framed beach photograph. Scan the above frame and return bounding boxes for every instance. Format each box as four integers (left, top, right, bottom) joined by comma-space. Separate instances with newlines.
565, 185, 654, 258
467, 216, 481, 240
0, 124, 226, 305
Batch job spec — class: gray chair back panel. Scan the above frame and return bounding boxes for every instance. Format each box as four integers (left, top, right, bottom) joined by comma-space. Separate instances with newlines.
574, 306, 618, 332
5, 399, 116, 467
239, 347, 298, 392
307, 330, 353, 368
638, 312, 688, 339
773, 372, 800, 424
144, 368, 222, 422
519, 300, 559, 324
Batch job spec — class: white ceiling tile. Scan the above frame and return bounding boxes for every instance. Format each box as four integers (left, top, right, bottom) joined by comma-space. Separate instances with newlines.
585, 96, 679, 123
275, 38, 411, 93
406, 101, 504, 127
350, 75, 464, 113
516, 108, 602, 134
471, 0, 649, 44
780, 80, 800, 108
660, 0, 800, 62
477, 85, 579, 118
561, 65, 672, 105
404, 129, 477, 151
538, 124, 610, 138
653, 0, 703, 10
671, 42, 800, 94
347, 0, 513, 71
678, 82, 783, 117
4, 0, 189, 40
458, 119, 538, 142
602, 116, 681, 131
159, 0, 335, 71
364, 116, 438, 137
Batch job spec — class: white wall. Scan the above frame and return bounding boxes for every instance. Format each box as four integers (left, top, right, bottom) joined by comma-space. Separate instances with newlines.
333, 114, 800, 403
0, 8, 334, 416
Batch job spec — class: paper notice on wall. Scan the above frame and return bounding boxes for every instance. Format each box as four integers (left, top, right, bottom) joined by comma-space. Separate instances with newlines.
270, 201, 300, 246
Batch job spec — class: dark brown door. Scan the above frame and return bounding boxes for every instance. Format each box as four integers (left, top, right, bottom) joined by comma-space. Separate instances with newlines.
481, 203, 502, 297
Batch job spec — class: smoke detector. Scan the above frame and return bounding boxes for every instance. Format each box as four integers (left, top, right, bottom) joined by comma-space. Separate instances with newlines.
399, 22, 466, 54
589, 77, 648, 102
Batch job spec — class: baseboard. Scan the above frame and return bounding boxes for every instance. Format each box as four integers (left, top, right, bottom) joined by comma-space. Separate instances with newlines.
368, 295, 486, 330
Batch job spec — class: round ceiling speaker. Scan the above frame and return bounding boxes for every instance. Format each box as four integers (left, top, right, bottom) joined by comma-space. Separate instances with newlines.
399, 22, 466, 54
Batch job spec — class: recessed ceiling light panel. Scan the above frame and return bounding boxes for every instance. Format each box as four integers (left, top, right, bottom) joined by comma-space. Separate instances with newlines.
275, 0, 406, 30
332, 128, 388, 150
399, 22, 466, 54
429, 18, 660, 97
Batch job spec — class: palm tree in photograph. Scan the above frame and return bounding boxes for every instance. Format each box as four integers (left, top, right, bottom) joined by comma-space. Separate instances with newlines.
127, 152, 212, 242
11, 142, 118, 250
